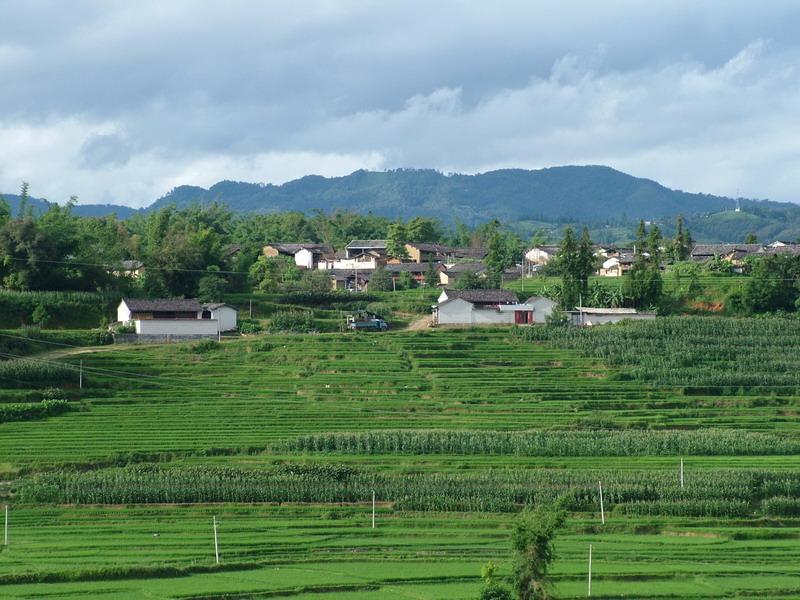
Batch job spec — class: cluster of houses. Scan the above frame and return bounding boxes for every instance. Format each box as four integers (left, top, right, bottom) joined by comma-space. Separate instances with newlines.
525, 239, 800, 276
262, 240, 502, 291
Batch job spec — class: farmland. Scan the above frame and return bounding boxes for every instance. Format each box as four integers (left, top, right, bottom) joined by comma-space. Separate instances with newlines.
2, 318, 800, 597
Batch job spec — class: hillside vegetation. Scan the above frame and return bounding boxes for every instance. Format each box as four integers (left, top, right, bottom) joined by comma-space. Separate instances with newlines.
2, 319, 800, 598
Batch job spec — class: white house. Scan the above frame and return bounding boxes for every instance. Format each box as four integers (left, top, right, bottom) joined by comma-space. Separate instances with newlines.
262, 243, 333, 269
433, 289, 537, 326
524, 245, 560, 265
116, 298, 238, 339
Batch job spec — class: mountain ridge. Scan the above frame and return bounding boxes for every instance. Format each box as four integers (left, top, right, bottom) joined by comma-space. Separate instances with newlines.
3, 165, 799, 242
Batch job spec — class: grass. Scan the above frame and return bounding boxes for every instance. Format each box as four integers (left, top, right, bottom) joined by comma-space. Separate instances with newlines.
1, 318, 800, 597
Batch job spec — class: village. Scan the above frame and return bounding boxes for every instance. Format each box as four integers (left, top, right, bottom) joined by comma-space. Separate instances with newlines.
111, 237, 800, 340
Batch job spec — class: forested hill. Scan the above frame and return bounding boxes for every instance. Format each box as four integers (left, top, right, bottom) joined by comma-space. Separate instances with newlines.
4, 166, 800, 241
2, 193, 137, 219
149, 166, 736, 223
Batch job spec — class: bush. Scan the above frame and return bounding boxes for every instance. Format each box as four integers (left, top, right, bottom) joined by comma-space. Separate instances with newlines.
237, 317, 263, 334
269, 310, 315, 332
0, 398, 70, 423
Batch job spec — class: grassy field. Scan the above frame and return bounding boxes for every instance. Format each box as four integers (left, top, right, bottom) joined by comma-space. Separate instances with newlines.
2, 319, 800, 597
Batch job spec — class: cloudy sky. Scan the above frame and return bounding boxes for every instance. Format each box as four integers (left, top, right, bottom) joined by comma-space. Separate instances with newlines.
2, 0, 800, 207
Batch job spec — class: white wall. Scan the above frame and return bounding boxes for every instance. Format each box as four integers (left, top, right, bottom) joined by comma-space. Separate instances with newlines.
436, 298, 515, 325
528, 297, 556, 323
135, 319, 220, 335
117, 301, 132, 323
471, 308, 515, 324
294, 248, 315, 269
211, 306, 238, 331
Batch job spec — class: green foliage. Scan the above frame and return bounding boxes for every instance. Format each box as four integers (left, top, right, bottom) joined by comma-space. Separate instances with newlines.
544, 307, 568, 327
0, 359, 74, 388
454, 271, 485, 290
0, 398, 70, 423
743, 254, 800, 313
368, 265, 393, 291
269, 310, 316, 332
197, 266, 227, 301
556, 227, 595, 309
249, 256, 301, 292
237, 317, 263, 334
287, 429, 799, 457
511, 503, 566, 600
0, 290, 116, 328
386, 222, 410, 259
397, 271, 417, 290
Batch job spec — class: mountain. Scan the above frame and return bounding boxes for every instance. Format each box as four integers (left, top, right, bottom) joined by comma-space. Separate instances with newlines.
3, 166, 800, 242
149, 166, 738, 223
2, 193, 137, 219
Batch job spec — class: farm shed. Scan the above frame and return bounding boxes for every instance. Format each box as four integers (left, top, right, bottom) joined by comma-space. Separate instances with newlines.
116, 298, 238, 340
433, 289, 535, 326
568, 307, 656, 326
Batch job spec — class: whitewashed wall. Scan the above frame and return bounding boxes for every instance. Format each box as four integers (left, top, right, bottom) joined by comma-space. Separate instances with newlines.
135, 319, 219, 335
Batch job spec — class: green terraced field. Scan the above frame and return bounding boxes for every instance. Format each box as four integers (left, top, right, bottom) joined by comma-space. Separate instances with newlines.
2, 319, 800, 598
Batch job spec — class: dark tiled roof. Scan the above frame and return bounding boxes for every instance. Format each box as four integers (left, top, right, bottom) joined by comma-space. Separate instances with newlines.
265, 243, 332, 254
202, 302, 238, 311
763, 245, 800, 256
346, 239, 387, 249
385, 263, 430, 273
691, 244, 762, 257
123, 298, 202, 312
442, 289, 518, 304
444, 262, 486, 273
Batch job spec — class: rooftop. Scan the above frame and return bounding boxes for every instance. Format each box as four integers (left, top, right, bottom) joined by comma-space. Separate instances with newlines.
123, 298, 203, 312
441, 289, 518, 304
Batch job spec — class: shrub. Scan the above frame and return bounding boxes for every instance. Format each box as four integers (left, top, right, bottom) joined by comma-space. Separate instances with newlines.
269, 310, 315, 332
0, 398, 70, 423
237, 317, 263, 334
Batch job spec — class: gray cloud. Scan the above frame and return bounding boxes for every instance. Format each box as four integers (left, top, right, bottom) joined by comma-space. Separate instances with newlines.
1, 1, 799, 206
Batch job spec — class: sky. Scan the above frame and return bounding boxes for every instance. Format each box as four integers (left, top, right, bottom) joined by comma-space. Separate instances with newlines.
1, 0, 800, 208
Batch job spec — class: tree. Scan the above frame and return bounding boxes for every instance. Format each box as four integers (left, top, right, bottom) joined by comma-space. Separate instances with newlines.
478, 561, 513, 600
744, 254, 800, 313
485, 231, 507, 281
248, 256, 300, 292
425, 260, 439, 287
625, 221, 664, 309
671, 215, 692, 261
386, 223, 409, 260
0, 195, 10, 228
454, 270, 484, 290
398, 271, 416, 290
557, 227, 595, 309
744, 232, 758, 244
198, 266, 227, 302
511, 504, 566, 600
31, 303, 51, 327
406, 217, 442, 243
368, 265, 393, 291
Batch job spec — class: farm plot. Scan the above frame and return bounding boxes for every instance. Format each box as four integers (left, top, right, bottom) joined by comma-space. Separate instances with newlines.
2, 318, 800, 597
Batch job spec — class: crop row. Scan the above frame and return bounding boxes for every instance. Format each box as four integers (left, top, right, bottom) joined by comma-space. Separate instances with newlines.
285, 429, 800, 456
17, 465, 800, 515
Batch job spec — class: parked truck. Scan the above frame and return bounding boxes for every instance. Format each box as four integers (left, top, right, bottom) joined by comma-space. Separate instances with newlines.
346, 311, 389, 331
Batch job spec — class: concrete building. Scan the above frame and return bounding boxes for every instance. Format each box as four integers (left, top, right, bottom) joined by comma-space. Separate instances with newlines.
116, 298, 238, 341
433, 289, 535, 326
568, 307, 656, 326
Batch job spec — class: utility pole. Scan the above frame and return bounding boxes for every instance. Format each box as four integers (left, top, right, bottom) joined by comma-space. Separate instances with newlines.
680, 458, 684, 489
79, 360, 83, 389
598, 480, 606, 524
4, 504, 8, 546
372, 490, 376, 529
249, 299, 252, 319
213, 515, 219, 564
587, 543, 592, 596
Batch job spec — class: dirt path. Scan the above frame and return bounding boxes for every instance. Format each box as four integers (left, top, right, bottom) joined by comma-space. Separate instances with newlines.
405, 315, 433, 330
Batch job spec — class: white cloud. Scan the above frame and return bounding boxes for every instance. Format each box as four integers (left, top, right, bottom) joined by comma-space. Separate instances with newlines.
2, 3, 800, 206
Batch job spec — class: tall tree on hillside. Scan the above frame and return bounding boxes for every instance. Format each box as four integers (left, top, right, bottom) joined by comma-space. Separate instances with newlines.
386, 222, 410, 260
406, 217, 442, 243
424, 260, 439, 287
557, 227, 595, 309
625, 221, 663, 308
671, 215, 693, 261
744, 232, 758, 244
484, 230, 507, 286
